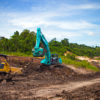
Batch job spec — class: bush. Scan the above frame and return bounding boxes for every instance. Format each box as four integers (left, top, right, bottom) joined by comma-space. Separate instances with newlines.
66, 54, 76, 60
62, 56, 100, 71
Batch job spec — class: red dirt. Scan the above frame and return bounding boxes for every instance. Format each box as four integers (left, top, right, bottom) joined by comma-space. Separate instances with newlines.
0, 56, 99, 100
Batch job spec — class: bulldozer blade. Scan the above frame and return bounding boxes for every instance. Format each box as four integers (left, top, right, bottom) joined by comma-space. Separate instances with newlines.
10, 67, 22, 74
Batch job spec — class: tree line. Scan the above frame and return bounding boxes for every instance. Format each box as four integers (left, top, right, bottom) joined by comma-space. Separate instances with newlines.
0, 29, 36, 54
0, 29, 100, 57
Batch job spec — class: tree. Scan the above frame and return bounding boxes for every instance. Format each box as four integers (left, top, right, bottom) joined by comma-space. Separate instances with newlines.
61, 38, 69, 46
96, 47, 100, 56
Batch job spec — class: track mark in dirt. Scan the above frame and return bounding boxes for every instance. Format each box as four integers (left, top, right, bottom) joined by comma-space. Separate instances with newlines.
21, 78, 100, 99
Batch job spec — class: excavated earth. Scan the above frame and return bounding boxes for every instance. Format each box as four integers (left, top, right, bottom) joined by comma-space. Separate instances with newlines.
0, 56, 100, 100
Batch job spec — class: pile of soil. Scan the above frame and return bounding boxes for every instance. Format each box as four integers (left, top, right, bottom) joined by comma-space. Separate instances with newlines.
23, 62, 77, 81
8, 56, 34, 67
22, 61, 100, 83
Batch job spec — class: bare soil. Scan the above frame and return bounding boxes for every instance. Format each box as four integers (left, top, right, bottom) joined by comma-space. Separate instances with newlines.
0, 56, 99, 100
77, 56, 100, 69
91, 61, 100, 69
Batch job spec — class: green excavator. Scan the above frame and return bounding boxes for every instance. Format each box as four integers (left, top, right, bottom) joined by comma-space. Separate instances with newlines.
32, 28, 62, 66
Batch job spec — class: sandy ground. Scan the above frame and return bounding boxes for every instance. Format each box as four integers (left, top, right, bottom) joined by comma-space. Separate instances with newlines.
77, 56, 100, 69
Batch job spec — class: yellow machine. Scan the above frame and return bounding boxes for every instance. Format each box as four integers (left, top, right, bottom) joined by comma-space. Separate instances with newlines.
0, 54, 22, 81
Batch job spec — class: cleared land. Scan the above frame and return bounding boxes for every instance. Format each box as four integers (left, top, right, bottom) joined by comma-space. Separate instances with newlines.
0, 56, 100, 100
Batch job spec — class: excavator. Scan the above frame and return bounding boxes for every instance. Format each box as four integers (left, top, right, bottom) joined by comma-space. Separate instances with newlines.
0, 54, 22, 82
32, 28, 62, 66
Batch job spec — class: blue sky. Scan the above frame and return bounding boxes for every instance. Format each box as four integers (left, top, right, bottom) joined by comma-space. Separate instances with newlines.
0, 0, 100, 46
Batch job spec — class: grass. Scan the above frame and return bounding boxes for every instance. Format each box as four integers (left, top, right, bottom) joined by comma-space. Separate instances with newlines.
96, 58, 100, 60
0, 51, 32, 57
61, 56, 100, 71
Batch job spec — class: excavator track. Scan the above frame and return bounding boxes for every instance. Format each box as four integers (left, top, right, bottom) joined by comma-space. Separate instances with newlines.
0, 72, 13, 82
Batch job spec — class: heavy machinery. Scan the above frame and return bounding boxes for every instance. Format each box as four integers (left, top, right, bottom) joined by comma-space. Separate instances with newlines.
32, 28, 62, 66
0, 54, 22, 81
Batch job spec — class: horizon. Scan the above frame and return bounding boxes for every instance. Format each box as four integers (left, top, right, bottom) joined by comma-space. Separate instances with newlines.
0, 0, 100, 46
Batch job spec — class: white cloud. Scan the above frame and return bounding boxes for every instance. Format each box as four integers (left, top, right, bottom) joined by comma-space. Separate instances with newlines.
9, 15, 98, 30
84, 41, 100, 46
5, 3, 99, 30
49, 21, 97, 30
64, 4, 100, 10
42, 29, 82, 41
31, 3, 100, 13
4, 9, 97, 30
87, 31, 94, 36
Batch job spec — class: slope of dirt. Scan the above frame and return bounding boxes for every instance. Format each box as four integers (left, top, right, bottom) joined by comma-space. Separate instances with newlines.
76, 56, 100, 70
0, 56, 99, 100
91, 61, 100, 69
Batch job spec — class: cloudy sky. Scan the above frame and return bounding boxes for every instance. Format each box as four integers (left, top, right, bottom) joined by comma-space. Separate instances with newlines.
0, 0, 100, 46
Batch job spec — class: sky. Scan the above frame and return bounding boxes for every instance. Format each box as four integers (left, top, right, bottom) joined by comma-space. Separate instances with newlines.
0, 0, 100, 46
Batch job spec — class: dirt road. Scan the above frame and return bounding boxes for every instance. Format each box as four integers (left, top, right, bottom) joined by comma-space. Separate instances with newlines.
32, 78, 100, 98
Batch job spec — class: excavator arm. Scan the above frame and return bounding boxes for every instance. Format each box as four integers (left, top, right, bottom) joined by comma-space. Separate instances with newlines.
32, 28, 51, 65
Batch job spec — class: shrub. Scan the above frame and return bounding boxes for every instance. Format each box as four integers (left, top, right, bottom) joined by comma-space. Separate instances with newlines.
66, 54, 76, 60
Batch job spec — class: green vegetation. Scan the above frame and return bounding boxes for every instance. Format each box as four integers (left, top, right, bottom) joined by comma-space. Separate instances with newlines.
62, 54, 99, 71
0, 29, 100, 71
49, 38, 100, 58
0, 30, 100, 57
0, 51, 32, 57
95, 57, 100, 60
0, 29, 36, 54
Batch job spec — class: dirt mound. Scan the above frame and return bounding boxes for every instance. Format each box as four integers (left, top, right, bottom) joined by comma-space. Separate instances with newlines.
22, 62, 77, 82
8, 56, 34, 68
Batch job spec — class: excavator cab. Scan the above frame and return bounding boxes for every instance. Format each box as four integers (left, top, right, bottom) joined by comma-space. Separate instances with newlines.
51, 54, 62, 65
0, 54, 11, 73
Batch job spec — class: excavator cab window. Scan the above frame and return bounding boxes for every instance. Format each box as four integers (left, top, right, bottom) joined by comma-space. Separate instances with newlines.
0, 64, 4, 69
51, 54, 59, 64
0, 55, 7, 69
0, 54, 7, 62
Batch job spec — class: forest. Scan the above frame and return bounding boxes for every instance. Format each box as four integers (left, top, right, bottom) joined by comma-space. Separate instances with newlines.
0, 29, 100, 57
